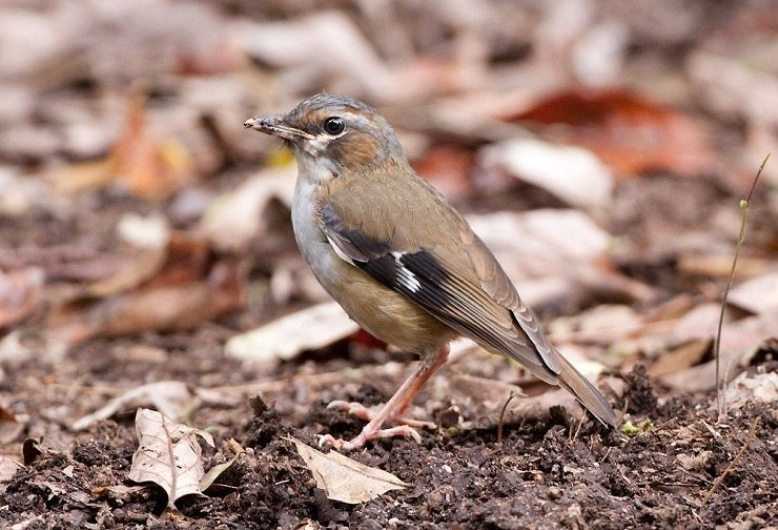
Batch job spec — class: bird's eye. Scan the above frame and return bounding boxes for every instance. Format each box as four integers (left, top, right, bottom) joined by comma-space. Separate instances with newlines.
323, 117, 345, 136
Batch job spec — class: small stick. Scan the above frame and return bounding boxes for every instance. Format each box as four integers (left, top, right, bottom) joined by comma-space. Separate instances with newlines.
571, 416, 585, 444
497, 392, 517, 444
714, 154, 769, 422
702, 417, 759, 507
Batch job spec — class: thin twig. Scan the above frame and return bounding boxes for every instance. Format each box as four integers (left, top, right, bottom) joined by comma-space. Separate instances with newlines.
714, 154, 769, 422
497, 392, 517, 444
571, 416, 585, 444
702, 417, 759, 507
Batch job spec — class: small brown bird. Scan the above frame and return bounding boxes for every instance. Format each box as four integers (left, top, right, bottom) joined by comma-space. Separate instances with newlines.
245, 94, 617, 450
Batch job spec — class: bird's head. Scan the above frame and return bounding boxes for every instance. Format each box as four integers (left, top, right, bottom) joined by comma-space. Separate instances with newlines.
244, 94, 405, 174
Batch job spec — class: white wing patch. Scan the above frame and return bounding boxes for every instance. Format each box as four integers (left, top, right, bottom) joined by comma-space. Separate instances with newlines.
391, 252, 421, 293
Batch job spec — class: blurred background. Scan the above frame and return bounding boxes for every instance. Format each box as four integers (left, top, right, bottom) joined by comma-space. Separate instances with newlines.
2, 0, 777, 339
1, 0, 778, 525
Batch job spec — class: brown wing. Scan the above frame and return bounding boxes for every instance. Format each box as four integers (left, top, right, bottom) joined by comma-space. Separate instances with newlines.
319, 186, 561, 385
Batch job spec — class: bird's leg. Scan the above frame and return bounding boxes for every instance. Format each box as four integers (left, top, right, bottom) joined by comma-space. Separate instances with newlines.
320, 345, 449, 450
326, 401, 436, 429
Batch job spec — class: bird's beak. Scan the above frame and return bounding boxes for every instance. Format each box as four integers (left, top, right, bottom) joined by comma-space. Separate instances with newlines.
243, 115, 313, 141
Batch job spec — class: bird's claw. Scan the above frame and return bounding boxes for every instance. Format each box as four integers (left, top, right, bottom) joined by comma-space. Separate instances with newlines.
317, 425, 422, 451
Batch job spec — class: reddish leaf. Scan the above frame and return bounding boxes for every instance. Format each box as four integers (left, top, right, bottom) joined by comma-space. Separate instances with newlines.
111, 93, 193, 200
49, 260, 245, 348
506, 89, 714, 178
412, 145, 475, 198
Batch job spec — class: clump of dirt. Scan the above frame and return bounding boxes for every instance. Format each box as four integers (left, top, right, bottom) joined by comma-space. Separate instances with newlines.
243, 394, 293, 449
622, 364, 659, 415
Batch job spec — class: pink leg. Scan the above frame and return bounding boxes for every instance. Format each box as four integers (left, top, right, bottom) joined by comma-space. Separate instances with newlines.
320, 345, 449, 451
326, 401, 436, 429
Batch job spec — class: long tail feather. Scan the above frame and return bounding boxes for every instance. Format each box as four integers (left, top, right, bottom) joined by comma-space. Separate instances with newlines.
556, 355, 618, 427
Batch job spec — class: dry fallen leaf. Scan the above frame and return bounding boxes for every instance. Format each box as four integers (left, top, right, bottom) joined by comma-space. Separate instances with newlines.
466, 209, 656, 309
53, 92, 193, 200
479, 138, 613, 209
431, 372, 526, 426
648, 339, 710, 378
412, 144, 476, 199
723, 372, 778, 410
289, 436, 406, 504
116, 212, 171, 250
84, 248, 167, 298
226, 302, 359, 364
728, 272, 778, 315
0, 454, 23, 485
198, 166, 296, 251
0, 267, 44, 329
86, 229, 207, 298
0, 404, 24, 444
236, 12, 393, 101
506, 88, 713, 178
53, 259, 245, 347
549, 305, 642, 345
72, 381, 195, 431
662, 309, 778, 391
199, 451, 241, 494
128, 408, 214, 509
467, 209, 610, 279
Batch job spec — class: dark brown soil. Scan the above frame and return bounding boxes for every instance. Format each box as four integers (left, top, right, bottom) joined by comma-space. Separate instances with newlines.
3, 349, 777, 529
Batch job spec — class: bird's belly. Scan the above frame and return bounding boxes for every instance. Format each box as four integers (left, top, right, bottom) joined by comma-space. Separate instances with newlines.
291, 186, 452, 353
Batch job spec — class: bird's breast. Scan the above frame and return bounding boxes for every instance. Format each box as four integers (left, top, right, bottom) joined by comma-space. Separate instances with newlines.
290, 176, 453, 353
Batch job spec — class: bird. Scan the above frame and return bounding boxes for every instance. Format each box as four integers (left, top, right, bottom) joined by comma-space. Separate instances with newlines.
244, 93, 617, 450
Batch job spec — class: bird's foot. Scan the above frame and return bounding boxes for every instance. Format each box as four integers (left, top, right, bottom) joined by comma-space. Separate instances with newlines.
326, 400, 436, 429
318, 424, 422, 451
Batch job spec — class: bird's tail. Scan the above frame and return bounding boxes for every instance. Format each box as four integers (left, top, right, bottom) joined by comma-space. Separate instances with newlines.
556, 355, 618, 428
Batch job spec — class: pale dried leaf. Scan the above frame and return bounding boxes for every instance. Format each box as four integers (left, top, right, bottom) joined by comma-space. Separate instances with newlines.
85, 247, 166, 298
662, 309, 778, 391
0, 267, 44, 329
128, 408, 214, 509
289, 436, 407, 504
549, 305, 642, 344
236, 12, 393, 101
117, 213, 171, 250
677, 450, 713, 471
432, 373, 525, 421
0, 454, 22, 483
0, 328, 69, 364
226, 302, 358, 363
724, 372, 778, 410
198, 167, 295, 251
556, 344, 607, 380
728, 272, 778, 315
678, 254, 771, 280
72, 381, 194, 431
199, 453, 240, 493
648, 339, 710, 378
467, 209, 609, 278
9, 516, 43, 530
479, 138, 613, 209
0, 405, 24, 444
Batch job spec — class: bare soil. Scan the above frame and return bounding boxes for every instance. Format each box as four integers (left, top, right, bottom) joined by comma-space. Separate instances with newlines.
3, 339, 777, 529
